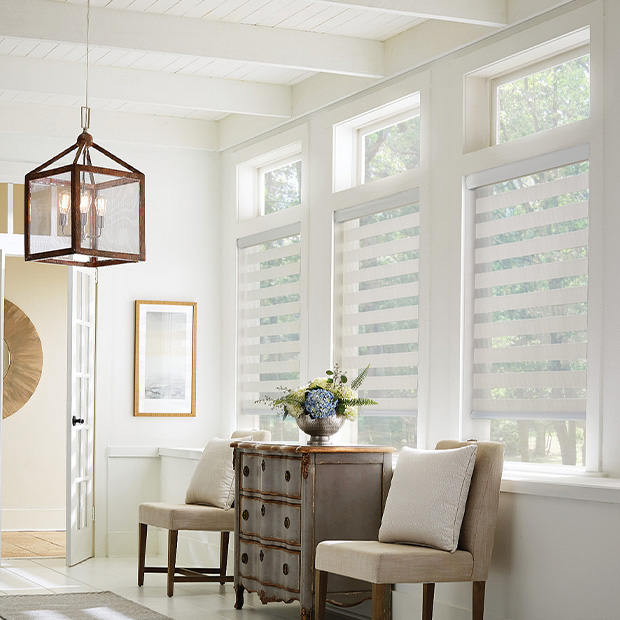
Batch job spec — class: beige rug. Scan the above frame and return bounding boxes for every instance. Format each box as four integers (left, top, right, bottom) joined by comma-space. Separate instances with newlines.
0, 591, 173, 619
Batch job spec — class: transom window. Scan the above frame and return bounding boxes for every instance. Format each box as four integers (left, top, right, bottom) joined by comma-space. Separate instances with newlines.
492, 47, 590, 144
260, 157, 302, 215
358, 110, 421, 185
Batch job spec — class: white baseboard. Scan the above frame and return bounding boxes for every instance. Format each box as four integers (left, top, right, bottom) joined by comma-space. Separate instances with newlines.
2, 509, 65, 531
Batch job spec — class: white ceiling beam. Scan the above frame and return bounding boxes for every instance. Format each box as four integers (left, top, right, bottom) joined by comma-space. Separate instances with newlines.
318, 0, 507, 27
0, 0, 384, 78
0, 55, 292, 118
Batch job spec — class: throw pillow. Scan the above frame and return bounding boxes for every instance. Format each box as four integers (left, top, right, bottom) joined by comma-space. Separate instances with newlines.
185, 436, 249, 509
378, 444, 478, 552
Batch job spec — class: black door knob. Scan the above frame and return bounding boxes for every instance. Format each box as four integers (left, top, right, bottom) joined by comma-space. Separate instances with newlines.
72, 416, 85, 426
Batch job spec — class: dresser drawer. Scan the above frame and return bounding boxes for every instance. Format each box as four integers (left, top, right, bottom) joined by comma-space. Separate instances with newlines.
240, 454, 302, 498
239, 538, 300, 593
239, 495, 301, 546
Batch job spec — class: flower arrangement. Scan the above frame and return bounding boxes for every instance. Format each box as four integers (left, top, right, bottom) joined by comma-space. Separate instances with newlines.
257, 364, 377, 421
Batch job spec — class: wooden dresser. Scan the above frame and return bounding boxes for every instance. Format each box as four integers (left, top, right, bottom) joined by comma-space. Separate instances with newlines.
231, 442, 393, 620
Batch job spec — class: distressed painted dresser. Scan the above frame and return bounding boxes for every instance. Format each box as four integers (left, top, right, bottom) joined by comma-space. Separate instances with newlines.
231, 441, 394, 620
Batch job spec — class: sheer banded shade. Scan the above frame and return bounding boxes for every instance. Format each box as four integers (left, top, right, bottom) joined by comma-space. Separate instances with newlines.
472, 162, 589, 420
238, 234, 301, 415
335, 203, 419, 415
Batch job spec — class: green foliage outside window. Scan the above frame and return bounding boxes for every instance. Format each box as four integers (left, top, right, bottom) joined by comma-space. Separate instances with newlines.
497, 54, 590, 143
264, 160, 301, 214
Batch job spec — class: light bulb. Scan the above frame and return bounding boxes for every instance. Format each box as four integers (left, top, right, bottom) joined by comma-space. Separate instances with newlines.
80, 192, 91, 214
58, 191, 71, 215
95, 196, 107, 217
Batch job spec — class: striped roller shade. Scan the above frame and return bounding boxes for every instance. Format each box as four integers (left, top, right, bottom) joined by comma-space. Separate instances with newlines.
238, 233, 301, 415
472, 162, 589, 421
335, 201, 419, 416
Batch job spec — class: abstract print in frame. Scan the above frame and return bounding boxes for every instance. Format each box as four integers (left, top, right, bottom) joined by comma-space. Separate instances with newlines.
134, 300, 196, 417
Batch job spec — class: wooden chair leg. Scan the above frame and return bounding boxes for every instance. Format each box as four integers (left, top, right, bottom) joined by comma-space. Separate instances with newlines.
422, 583, 435, 620
314, 570, 328, 620
220, 531, 230, 585
472, 581, 485, 620
371, 583, 392, 620
138, 523, 147, 587
167, 530, 178, 597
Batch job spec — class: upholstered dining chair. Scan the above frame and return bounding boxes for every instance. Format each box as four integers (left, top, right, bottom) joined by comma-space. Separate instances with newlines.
314, 440, 504, 620
138, 429, 270, 597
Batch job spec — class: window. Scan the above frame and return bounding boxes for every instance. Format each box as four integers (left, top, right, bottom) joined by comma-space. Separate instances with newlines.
260, 157, 302, 215
237, 230, 302, 441
493, 48, 590, 144
359, 111, 421, 185
334, 196, 420, 449
333, 92, 421, 192
469, 159, 589, 467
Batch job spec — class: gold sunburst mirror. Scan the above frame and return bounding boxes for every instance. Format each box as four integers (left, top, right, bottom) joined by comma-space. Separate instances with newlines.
3, 300, 43, 419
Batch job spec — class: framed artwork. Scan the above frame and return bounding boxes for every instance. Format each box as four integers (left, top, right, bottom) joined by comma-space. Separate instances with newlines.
134, 300, 197, 417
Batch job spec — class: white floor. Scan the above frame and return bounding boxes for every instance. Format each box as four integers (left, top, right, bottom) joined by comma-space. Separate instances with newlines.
0, 556, 310, 620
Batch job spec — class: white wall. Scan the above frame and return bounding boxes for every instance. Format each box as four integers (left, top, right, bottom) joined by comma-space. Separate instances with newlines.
1, 258, 67, 531
0, 107, 223, 555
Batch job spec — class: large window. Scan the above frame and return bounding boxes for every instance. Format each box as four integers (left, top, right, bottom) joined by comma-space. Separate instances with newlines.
469, 158, 589, 466
334, 197, 420, 449
237, 231, 302, 440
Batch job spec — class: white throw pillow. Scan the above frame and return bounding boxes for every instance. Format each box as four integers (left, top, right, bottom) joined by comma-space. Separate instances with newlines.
185, 437, 249, 509
378, 444, 478, 552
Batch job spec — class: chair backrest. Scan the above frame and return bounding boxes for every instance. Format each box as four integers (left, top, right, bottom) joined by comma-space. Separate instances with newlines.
435, 440, 504, 581
232, 428, 271, 442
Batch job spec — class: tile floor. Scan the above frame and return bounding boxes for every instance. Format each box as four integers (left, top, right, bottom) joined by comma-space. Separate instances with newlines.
0, 556, 337, 620
1, 531, 66, 559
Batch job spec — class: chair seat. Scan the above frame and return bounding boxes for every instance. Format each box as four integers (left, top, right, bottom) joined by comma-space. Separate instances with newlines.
139, 502, 235, 531
315, 540, 474, 584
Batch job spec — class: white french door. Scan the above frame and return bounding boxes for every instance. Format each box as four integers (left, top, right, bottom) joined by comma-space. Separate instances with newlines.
66, 267, 96, 566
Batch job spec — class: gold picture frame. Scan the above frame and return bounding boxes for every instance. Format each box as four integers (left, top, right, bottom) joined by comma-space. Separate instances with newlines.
134, 300, 196, 417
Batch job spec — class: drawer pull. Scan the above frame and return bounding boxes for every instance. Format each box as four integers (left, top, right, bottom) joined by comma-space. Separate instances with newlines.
241, 553, 248, 564
243, 466, 250, 477
242, 510, 249, 521
282, 563, 289, 575
284, 517, 290, 529
261, 459, 266, 471
259, 550, 264, 562
261, 505, 266, 517
284, 470, 291, 482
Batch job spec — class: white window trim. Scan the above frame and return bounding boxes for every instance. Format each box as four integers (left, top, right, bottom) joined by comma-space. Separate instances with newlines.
491, 44, 590, 146
461, 144, 600, 473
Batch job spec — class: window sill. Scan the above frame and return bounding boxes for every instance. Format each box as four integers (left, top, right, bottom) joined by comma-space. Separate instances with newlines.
501, 471, 620, 504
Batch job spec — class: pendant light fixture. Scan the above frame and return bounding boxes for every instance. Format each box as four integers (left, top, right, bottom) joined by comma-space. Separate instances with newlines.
24, 0, 145, 267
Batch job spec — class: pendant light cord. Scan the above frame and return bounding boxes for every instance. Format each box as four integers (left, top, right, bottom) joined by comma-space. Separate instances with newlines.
85, 0, 90, 111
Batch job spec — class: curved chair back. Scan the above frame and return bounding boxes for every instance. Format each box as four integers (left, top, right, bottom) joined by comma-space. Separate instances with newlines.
435, 440, 504, 581
232, 428, 271, 442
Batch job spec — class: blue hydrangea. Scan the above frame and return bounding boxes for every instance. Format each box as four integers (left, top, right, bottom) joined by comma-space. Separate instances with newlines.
304, 388, 337, 418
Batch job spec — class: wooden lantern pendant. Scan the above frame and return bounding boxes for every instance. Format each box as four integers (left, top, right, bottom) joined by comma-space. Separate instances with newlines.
25, 122, 145, 267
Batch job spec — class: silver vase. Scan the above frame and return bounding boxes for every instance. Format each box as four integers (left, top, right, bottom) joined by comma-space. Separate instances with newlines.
295, 413, 346, 445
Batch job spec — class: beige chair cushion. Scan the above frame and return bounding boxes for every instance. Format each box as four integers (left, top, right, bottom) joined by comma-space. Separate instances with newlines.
378, 445, 477, 552
232, 429, 271, 442
315, 540, 473, 584
139, 502, 235, 531
185, 436, 250, 509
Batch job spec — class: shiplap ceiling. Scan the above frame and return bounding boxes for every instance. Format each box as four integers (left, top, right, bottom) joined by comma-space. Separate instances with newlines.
0, 0, 508, 122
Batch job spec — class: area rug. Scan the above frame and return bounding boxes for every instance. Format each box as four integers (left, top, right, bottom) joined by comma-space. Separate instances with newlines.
0, 591, 173, 620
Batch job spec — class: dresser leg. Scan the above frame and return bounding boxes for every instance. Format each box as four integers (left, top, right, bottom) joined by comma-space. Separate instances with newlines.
234, 585, 245, 609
